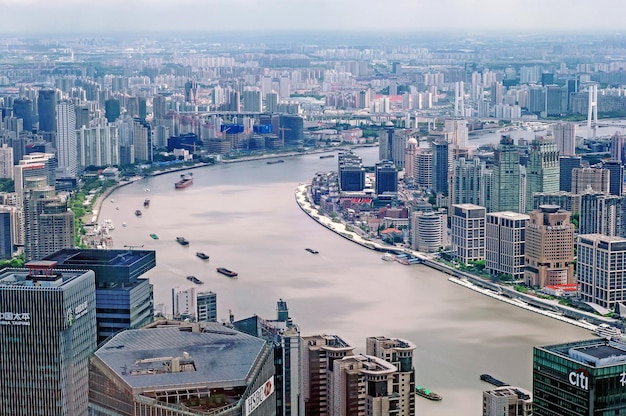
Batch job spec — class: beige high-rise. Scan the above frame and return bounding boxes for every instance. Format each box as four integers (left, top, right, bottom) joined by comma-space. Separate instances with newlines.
524, 205, 575, 287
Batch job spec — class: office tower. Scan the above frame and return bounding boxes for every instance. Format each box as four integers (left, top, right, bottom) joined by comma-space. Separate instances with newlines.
56, 101, 77, 177
411, 211, 447, 252
493, 136, 521, 213
77, 124, 120, 168
90, 323, 275, 415
37, 88, 57, 134
105, 98, 121, 123
404, 137, 419, 180
415, 150, 433, 188
23, 177, 74, 261
559, 156, 581, 192
12, 97, 33, 131
528, 86, 545, 113
525, 138, 560, 213
242, 89, 262, 112
553, 123, 576, 156
0, 143, 13, 179
611, 132, 625, 163
197, 291, 217, 322
375, 160, 398, 195
42, 248, 156, 343
0, 209, 12, 259
13, 152, 56, 206
524, 205, 575, 288
533, 191, 581, 215
603, 160, 623, 196
279, 75, 290, 99
75, 105, 89, 129
533, 339, 626, 416
302, 334, 355, 415
451, 157, 483, 207
133, 118, 152, 162
432, 139, 450, 196
451, 203, 486, 264
366, 336, 416, 416
482, 386, 532, 416
0, 263, 96, 416
338, 151, 365, 192
184, 79, 198, 103
265, 91, 279, 112
378, 127, 408, 168
486, 211, 530, 281
571, 167, 610, 195
580, 192, 623, 236
545, 85, 566, 116
577, 234, 626, 309
279, 115, 304, 146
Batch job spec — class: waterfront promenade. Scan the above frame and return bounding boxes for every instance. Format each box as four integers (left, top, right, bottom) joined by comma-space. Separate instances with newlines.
295, 183, 621, 332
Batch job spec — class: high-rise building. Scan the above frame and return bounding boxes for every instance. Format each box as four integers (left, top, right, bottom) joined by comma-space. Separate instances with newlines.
577, 234, 626, 309
152, 94, 167, 120
375, 160, 398, 195
572, 167, 610, 195
525, 138, 560, 213
415, 151, 433, 189
559, 156, 582, 192
279, 75, 290, 99
173, 287, 197, 319
432, 139, 450, 196
42, 248, 156, 343
411, 211, 447, 252
37, 88, 57, 134
366, 336, 416, 416
486, 211, 530, 281
533, 339, 626, 415
242, 89, 262, 112
603, 160, 623, 196
13, 152, 56, 206
184, 79, 198, 103
482, 386, 532, 416
579, 192, 623, 236
611, 132, 625, 163
338, 151, 365, 192
545, 85, 566, 116
302, 334, 355, 415
528, 86, 546, 113
524, 205, 575, 287
77, 124, 120, 168
404, 137, 419, 180
0, 262, 96, 416
533, 191, 581, 215
493, 136, 521, 213
12, 97, 33, 131
553, 123, 576, 156
0, 143, 14, 179
0, 209, 13, 260
132, 118, 152, 162
451, 157, 483, 207
56, 101, 77, 178
279, 115, 304, 146
451, 203, 486, 264
265, 92, 279, 112
197, 291, 217, 322
378, 127, 409, 168
104, 98, 121, 123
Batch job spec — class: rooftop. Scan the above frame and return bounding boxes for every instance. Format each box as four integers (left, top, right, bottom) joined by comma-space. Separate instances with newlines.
540, 339, 626, 368
0, 267, 91, 288
95, 324, 267, 390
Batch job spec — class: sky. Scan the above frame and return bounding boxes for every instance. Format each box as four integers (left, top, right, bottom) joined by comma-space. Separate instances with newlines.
0, 0, 625, 35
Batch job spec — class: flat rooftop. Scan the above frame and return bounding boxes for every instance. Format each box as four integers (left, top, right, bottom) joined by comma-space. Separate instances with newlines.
0, 268, 90, 288
540, 339, 626, 368
95, 324, 267, 390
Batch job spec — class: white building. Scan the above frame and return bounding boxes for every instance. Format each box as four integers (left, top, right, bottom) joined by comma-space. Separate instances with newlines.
411, 211, 447, 252
56, 101, 77, 177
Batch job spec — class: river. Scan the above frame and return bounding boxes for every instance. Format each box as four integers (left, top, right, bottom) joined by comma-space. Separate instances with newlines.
98, 147, 591, 415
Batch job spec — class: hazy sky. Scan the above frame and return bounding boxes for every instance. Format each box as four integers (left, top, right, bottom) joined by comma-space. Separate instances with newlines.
0, 0, 625, 35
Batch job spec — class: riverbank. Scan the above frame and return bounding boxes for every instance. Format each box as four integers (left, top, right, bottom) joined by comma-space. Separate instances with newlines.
294, 183, 621, 332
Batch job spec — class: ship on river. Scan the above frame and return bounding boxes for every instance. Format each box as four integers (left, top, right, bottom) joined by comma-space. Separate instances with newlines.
175, 173, 193, 189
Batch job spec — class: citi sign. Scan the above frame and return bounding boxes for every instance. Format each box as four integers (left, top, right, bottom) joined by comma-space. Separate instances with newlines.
569, 368, 590, 391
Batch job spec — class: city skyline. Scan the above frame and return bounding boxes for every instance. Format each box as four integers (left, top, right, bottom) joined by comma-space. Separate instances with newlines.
1, 0, 626, 35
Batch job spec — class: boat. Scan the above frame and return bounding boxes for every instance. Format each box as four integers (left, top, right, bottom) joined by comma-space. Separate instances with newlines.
196, 252, 210, 260
382, 253, 395, 261
150, 233, 159, 240
122, 222, 127, 227
319, 154, 335, 159
305, 248, 319, 254
266, 159, 285, 165
186, 276, 203, 284
175, 173, 193, 189
594, 323, 623, 339
480, 374, 510, 387
176, 237, 189, 246
135, 210, 142, 217
102, 219, 115, 230
144, 199, 150, 207
217, 267, 238, 277
415, 386, 442, 401
110, 199, 115, 203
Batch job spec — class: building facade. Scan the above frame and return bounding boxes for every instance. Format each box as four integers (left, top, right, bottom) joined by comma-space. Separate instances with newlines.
451, 203, 486, 264
486, 211, 530, 281
411, 211, 447, 252
525, 138, 560, 213
197, 291, 217, 322
483, 386, 532, 416
492, 136, 521, 213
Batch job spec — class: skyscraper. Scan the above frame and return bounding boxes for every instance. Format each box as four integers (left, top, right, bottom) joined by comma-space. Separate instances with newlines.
525, 138, 560, 213
56, 101, 77, 178
493, 136, 521, 213
486, 211, 530, 281
0, 262, 96, 416
37, 88, 57, 134
553, 123, 576, 156
0, 209, 13, 260
12, 97, 33, 131
338, 151, 365, 192
559, 156, 581, 192
571, 167, 610, 195
603, 160, 623, 196
524, 205, 575, 287
432, 139, 450, 196
451, 203, 486, 264
375, 160, 398, 195
450, 157, 483, 207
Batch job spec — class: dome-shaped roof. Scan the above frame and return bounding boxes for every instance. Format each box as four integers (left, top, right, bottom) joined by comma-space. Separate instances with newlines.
385, 121, 394, 127
407, 137, 418, 144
